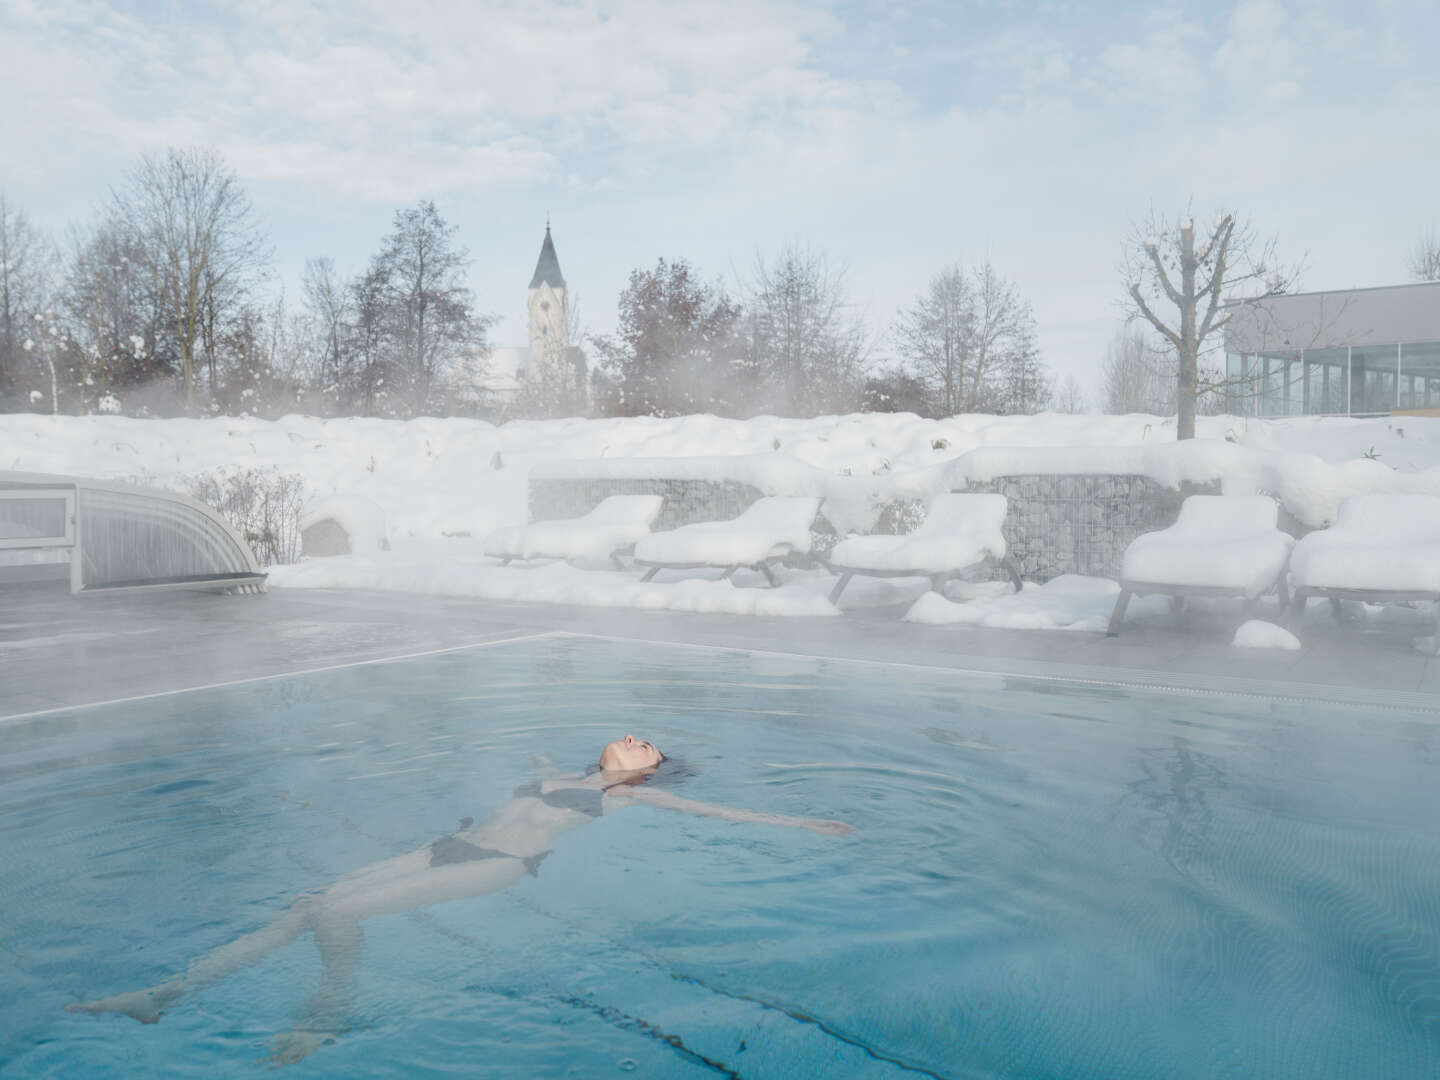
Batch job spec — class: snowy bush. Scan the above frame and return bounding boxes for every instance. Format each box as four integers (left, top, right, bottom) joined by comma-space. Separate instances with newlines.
182, 466, 308, 567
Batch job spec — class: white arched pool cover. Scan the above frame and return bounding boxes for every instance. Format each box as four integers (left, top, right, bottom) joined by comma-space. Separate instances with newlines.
0, 471, 265, 594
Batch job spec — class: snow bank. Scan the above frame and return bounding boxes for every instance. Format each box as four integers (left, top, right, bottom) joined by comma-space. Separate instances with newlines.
1232, 620, 1302, 651
905, 575, 1171, 632
266, 539, 838, 616
5, 410, 1440, 554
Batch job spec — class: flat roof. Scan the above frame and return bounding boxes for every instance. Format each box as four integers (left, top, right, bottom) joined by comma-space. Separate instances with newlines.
1224, 280, 1440, 352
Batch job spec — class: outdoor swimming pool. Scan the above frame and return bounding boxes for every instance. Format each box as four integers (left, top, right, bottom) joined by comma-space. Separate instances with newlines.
2, 633, 1438, 1078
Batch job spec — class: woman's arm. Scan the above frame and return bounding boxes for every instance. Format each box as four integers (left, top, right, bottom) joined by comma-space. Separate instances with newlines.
611, 787, 852, 835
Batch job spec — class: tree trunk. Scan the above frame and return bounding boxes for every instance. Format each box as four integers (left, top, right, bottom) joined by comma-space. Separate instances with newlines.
1177, 220, 1198, 441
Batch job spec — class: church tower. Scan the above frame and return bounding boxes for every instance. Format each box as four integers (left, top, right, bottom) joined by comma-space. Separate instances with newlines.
526, 223, 569, 387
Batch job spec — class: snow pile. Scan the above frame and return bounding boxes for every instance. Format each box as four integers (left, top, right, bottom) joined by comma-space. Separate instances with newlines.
1291, 494, 1440, 592
5, 412, 1440, 545
829, 492, 1006, 573
1232, 620, 1302, 651
483, 494, 662, 562
266, 539, 838, 617
299, 495, 389, 553
7, 411, 1440, 619
633, 496, 820, 565
1121, 495, 1294, 596
905, 575, 1171, 632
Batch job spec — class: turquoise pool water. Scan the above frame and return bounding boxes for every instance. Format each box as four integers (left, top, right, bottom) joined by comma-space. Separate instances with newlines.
2, 635, 1439, 1077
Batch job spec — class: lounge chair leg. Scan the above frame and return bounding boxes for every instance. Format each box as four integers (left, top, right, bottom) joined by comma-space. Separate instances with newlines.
610, 553, 625, 570
1284, 589, 1306, 627
1002, 557, 1023, 593
1329, 596, 1349, 623
719, 566, 738, 582
930, 574, 947, 594
499, 557, 512, 567
641, 567, 660, 583
828, 573, 853, 606
758, 563, 780, 588
1107, 589, 1133, 637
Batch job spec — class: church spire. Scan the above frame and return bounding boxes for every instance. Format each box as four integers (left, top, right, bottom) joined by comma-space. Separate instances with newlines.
529, 224, 565, 290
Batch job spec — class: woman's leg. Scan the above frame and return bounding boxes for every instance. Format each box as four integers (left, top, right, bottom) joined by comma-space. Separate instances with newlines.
66, 904, 311, 1023
266, 917, 364, 1066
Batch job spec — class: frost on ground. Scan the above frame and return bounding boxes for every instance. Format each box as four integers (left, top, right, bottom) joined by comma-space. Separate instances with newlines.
1232, 619, 1302, 651
905, 575, 1171, 632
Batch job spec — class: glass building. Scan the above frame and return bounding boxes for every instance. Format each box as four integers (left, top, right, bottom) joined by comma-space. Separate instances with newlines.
1223, 281, 1440, 417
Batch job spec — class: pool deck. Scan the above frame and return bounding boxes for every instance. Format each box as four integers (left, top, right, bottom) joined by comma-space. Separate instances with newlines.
5, 583, 1440, 721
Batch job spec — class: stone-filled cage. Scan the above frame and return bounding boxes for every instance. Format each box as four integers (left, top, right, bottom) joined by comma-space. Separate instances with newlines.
0, 471, 266, 594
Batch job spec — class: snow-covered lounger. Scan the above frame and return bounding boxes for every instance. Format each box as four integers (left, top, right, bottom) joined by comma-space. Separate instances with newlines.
483, 494, 664, 568
1107, 495, 1294, 636
825, 492, 1021, 606
1289, 494, 1440, 622
632, 496, 821, 587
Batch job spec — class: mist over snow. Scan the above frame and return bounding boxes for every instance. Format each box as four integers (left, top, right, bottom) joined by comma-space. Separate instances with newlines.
4, 410, 1439, 624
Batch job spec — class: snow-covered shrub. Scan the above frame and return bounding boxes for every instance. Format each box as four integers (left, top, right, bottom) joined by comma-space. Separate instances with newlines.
183, 466, 307, 567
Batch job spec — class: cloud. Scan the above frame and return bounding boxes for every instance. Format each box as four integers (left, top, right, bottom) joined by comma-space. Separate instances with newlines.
1098, 18, 1207, 101
0, 0, 888, 202
1212, 0, 1293, 83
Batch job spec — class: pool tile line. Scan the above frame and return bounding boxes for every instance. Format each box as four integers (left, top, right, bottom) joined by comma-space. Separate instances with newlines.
545, 631, 1440, 716
0, 630, 567, 726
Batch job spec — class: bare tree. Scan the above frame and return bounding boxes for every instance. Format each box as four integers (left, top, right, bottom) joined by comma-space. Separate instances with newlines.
60, 218, 169, 411
113, 147, 270, 410
969, 261, 1043, 412
893, 260, 1046, 415
370, 200, 492, 415
1054, 374, 1088, 414
1100, 325, 1175, 415
1122, 207, 1295, 439
302, 257, 354, 408
0, 194, 58, 408
1412, 228, 1440, 282
894, 264, 971, 415
744, 243, 871, 416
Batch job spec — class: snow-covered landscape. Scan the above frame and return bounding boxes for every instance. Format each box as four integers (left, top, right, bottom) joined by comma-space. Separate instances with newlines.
6, 409, 1438, 632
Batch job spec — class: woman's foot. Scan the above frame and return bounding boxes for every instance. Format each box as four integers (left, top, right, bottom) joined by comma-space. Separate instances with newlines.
265, 1027, 336, 1066
65, 988, 166, 1024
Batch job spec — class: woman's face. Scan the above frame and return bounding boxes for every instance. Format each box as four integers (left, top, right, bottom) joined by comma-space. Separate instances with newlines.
599, 734, 663, 773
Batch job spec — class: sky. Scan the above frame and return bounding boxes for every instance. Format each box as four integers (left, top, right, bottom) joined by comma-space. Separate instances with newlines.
2, 0, 1436, 395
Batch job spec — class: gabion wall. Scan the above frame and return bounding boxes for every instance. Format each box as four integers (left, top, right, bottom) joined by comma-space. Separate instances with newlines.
965, 474, 1220, 582
528, 472, 1222, 581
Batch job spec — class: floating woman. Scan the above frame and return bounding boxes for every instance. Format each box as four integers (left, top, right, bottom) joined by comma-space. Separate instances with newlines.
67, 734, 852, 1064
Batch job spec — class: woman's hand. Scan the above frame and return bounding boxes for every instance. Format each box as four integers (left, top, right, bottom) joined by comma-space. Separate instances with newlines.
798, 817, 854, 836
